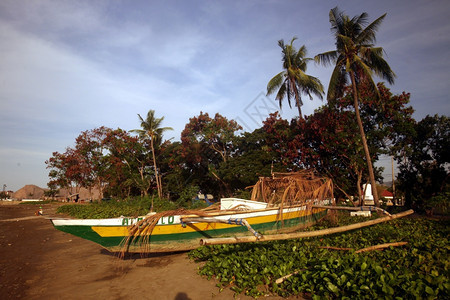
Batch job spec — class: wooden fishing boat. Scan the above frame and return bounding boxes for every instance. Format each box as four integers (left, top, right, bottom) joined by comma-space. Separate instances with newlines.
50, 198, 331, 253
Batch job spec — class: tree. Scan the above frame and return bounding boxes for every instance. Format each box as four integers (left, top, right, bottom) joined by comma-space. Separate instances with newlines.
262, 112, 297, 167
74, 126, 111, 199
267, 37, 324, 118
181, 112, 242, 163
315, 7, 395, 206
46, 127, 115, 199
295, 106, 366, 203
131, 110, 173, 199
46, 148, 85, 195
103, 128, 149, 198
261, 83, 414, 204
217, 128, 284, 196
293, 83, 413, 204
158, 141, 188, 200
396, 115, 449, 209
180, 112, 242, 196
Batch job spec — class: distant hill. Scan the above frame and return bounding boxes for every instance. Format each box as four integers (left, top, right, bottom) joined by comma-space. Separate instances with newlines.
12, 184, 47, 200
12, 185, 101, 200
381, 181, 393, 188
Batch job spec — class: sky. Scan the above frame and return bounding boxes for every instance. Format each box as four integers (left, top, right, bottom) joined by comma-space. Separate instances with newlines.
0, 0, 449, 192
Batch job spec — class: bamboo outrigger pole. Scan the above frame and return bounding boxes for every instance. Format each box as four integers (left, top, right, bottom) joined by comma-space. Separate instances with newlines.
200, 209, 414, 246
312, 205, 391, 216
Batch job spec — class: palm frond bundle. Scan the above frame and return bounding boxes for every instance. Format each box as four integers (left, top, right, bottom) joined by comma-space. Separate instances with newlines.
250, 170, 334, 207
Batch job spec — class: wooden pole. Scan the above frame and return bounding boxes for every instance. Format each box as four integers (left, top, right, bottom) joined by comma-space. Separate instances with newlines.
312, 205, 391, 216
355, 241, 408, 253
392, 156, 396, 205
200, 209, 414, 246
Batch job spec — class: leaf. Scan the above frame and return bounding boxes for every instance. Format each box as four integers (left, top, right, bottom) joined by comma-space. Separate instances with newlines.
374, 265, 383, 275
327, 282, 339, 294
361, 262, 368, 271
425, 286, 434, 295
360, 285, 370, 290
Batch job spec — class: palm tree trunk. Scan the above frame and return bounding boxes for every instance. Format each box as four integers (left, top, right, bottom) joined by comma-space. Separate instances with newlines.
293, 87, 304, 119
150, 137, 162, 199
350, 72, 380, 206
356, 169, 363, 206
295, 98, 303, 119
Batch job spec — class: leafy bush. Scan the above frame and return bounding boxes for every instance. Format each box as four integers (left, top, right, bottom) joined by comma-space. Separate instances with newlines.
189, 216, 449, 298
234, 189, 252, 200
56, 196, 177, 218
425, 192, 450, 215
175, 185, 200, 208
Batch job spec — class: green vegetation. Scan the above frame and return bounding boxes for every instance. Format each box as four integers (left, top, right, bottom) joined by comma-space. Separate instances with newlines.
19, 200, 52, 205
56, 196, 178, 219
189, 214, 449, 298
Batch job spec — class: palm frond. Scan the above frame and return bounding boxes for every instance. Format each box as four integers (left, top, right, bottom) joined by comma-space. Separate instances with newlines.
250, 171, 334, 207
314, 50, 338, 67
353, 55, 373, 78
267, 71, 285, 96
275, 82, 288, 109
295, 44, 307, 63
329, 6, 344, 34
357, 13, 386, 45
365, 48, 396, 84
327, 65, 347, 100
304, 75, 325, 100
353, 12, 369, 27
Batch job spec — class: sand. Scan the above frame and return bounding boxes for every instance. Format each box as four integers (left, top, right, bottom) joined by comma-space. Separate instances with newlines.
0, 202, 267, 300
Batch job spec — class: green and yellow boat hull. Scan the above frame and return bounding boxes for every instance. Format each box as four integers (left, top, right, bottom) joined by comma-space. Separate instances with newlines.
51, 199, 329, 253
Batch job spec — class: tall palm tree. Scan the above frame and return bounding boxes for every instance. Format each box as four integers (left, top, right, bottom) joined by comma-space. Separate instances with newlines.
267, 37, 324, 119
315, 7, 395, 206
131, 110, 173, 199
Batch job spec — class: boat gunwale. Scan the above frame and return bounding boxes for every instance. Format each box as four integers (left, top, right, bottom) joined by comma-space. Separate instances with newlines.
49, 204, 327, 227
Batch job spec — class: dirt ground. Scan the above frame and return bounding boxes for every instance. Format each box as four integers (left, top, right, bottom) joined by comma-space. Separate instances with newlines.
0, 202, 264, 300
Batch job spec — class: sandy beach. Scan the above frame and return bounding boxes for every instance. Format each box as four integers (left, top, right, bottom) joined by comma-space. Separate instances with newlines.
0, 202, 264, 300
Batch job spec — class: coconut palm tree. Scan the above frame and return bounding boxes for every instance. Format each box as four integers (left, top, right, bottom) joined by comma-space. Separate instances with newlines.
267, 37, 324, 119
315, 7, 395, 206
131, 110, 173, 199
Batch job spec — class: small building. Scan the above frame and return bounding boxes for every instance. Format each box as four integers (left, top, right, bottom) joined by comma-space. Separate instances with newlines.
381, 190, 394, 206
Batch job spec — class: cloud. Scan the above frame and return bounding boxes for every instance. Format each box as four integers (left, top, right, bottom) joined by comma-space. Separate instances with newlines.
1, 0, 449, 191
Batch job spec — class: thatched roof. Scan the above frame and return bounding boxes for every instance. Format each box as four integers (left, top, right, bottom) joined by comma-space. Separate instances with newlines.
250, 171, 334, 206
